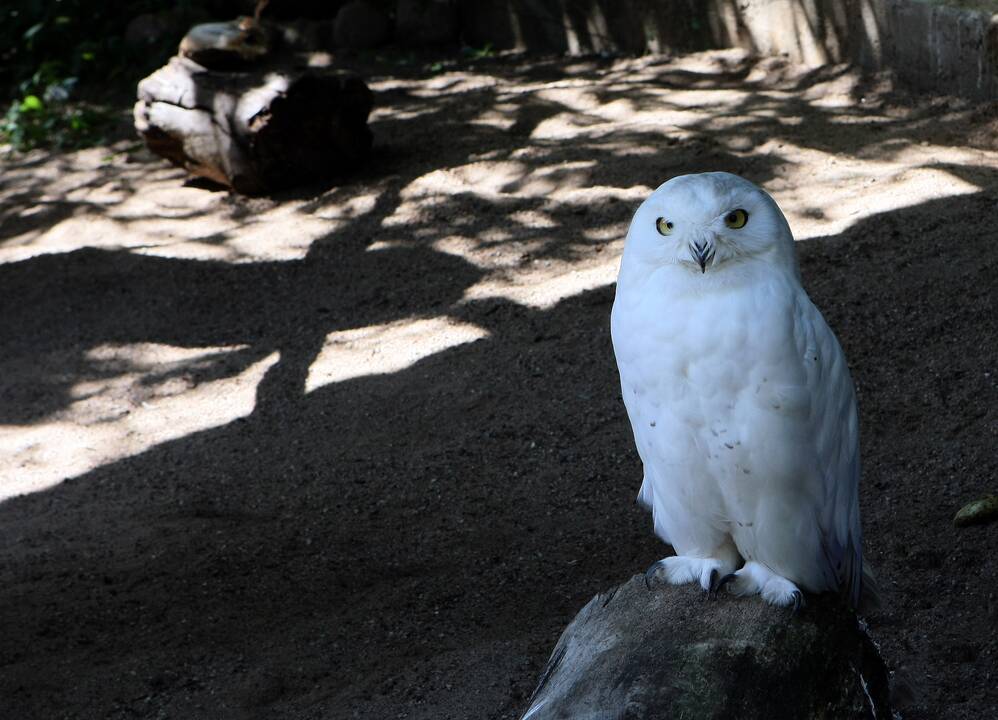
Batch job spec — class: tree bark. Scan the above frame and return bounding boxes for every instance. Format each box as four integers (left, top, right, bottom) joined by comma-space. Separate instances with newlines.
134, 56, 373, 194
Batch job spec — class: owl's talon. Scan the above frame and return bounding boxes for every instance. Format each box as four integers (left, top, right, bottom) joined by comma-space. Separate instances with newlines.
713, 572, 737, 594
791, 591, 805, 614
706, 568, 721, 597
644, 560, 665, 590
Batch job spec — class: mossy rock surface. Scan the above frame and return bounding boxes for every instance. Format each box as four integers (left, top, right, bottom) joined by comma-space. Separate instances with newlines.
521, 576, 892, 720
954, 495, 998, 527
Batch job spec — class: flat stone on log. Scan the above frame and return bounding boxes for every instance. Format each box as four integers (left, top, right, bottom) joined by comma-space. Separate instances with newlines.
521, 575, 892, 720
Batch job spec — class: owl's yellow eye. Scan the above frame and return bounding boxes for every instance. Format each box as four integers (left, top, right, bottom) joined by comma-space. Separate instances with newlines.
655, 217, 673, 235
724, 209, 749, 229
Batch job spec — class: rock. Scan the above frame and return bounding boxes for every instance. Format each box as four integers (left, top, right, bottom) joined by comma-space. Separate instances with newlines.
954, 495, 998, 527
396, 0, 459, 46
521, 575, 892, 720
334, 0, 391, 50
134, 56, 373, 194
179, 17, 272, 70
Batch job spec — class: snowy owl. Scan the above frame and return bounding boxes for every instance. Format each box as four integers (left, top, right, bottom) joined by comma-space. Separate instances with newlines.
611, 172, 872, 610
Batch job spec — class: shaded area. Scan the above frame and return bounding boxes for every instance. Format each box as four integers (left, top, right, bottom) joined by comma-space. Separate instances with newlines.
1, 194, 995, 719
0, 52, 996, 720
460, 0, 998, 100
523, 577, 890, 720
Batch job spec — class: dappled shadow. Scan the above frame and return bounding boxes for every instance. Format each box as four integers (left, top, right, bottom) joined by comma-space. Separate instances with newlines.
3, 53, 807, 424
0, 241, 482, 423
3, 50, 990, 258
1, 189, 996, 718
460, 0, 996, 99
1, 50, 997, 720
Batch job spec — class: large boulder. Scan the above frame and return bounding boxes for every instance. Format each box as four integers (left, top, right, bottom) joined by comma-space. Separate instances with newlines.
521, 575, 892, 720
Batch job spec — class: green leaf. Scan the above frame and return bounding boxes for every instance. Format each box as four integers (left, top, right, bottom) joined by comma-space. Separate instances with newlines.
20, 95, 43, 112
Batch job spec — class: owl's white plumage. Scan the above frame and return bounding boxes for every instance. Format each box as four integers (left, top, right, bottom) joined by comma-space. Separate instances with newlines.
611, 172, 866, 608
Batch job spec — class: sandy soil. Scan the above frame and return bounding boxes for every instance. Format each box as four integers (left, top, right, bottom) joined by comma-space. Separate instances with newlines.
0, 49, 996, 719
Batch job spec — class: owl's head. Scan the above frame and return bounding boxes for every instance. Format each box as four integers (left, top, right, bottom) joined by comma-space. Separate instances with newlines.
624, 172, 795, 276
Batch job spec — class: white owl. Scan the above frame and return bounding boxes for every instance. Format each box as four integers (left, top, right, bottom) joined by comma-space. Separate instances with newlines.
611, 172, 872, 609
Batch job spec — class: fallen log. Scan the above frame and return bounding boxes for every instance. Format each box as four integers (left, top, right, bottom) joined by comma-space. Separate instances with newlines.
134, 55, 373, 194
521, 575, 892, 720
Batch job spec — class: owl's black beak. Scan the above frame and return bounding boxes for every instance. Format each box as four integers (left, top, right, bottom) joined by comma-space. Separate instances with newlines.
689, 240, 715, 273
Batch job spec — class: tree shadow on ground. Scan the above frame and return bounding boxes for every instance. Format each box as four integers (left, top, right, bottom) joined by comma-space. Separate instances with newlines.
3, 50, 989, 250
4, 55, 797, 424
1, 189, 996, 719
1, 53, 997, 720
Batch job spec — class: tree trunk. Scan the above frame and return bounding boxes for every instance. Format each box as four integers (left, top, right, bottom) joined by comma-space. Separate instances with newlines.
134, 56, 373, 195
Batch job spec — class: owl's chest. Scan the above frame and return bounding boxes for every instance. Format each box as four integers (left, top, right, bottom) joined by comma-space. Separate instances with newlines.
615, 284, 794, 390
611, 279, 808, 467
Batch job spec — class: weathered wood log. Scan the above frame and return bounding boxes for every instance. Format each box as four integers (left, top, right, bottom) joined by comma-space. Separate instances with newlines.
134, 56, 373, 194
521, 575, 892, 720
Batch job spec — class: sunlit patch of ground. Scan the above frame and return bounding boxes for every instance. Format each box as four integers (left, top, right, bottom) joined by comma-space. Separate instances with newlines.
0, 345, 278, 501
1, 48, 996, 500
305, 316, 490, 392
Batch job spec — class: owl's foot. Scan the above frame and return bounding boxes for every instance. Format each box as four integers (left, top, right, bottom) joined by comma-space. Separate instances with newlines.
644, 556, 736, 593
715, 561, 804, 610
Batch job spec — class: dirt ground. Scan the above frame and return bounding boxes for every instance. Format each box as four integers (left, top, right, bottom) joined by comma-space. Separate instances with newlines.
1, 49, 996, 719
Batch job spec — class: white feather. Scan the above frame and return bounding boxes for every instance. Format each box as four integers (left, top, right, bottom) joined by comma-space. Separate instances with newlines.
611, 172, 865, 607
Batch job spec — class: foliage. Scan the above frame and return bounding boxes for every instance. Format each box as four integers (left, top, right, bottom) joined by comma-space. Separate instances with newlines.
7, 2, 157, 98
464, 43, 495, 61
0, 0, 238, 151
1, 75, 109, 151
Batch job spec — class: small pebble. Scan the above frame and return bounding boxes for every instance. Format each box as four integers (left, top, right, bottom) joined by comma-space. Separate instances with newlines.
953, 495, 998, 528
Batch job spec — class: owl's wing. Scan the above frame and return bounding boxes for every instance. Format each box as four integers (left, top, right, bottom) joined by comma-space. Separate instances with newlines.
793, 294, 863, 608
